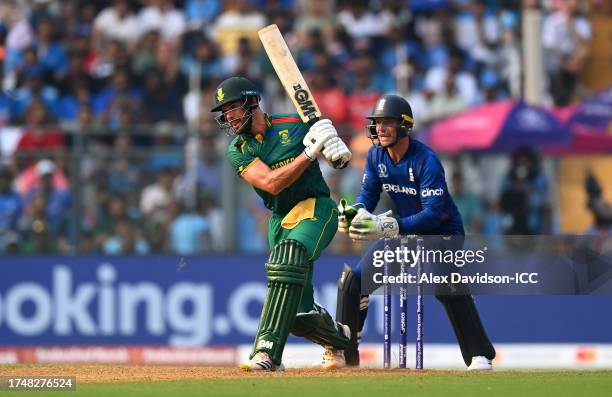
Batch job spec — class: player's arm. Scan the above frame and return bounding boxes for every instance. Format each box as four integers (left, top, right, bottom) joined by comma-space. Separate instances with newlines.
396, 154, 447, 234
228, 119, 337, 195
241, 154, 312, 195
348, 155, 448, 240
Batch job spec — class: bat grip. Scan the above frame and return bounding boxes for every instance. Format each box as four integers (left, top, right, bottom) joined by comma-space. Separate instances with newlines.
306, 117, 320, 127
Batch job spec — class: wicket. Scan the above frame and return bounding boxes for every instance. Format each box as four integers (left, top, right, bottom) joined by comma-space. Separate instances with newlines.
383, 236, 424, 369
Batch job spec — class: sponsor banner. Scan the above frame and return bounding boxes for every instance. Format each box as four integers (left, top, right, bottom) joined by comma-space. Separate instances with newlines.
0, 256, 611, 345
239, 344, 612, 369
1, 343, 612, 368
0, 347, 237, 365
0, 255, 348, 346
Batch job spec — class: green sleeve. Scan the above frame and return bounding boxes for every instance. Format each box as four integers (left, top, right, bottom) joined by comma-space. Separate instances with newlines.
226, 137, 259, 176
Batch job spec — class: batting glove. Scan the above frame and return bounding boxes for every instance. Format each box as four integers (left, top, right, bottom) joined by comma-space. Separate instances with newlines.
322, 137, 352, 169
349, 208, 399, 241
303, 119, 337, 161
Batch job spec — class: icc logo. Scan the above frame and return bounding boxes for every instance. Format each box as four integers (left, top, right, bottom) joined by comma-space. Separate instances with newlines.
378, 164, 388, 178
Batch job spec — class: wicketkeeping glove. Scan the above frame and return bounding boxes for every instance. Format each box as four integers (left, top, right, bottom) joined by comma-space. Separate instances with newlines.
348, 208, 399, 241
337, 199, 365, 233
303, 119, 338, 161
322, 137, 352, 169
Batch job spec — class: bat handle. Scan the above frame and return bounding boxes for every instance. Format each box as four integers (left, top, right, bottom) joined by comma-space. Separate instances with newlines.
306, 117, 320, 127
306, 117, 349, 169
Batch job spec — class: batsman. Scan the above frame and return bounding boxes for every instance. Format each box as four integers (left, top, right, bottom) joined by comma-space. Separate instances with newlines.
335, 94, 496, 370
211, 76, 353, 371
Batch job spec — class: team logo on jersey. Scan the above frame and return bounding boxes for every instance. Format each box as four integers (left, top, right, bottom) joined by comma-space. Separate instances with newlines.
278, 129, 290, 144
216, 88, 224, 102
378, 164, 388, 178
409, 167, 414, 182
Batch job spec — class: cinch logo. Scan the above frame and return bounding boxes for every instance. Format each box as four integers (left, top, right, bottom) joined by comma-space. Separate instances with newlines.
421, 188, 444, 197
258, 340, 274, 350
292, 83, 317, 120
382, 183, 417, 195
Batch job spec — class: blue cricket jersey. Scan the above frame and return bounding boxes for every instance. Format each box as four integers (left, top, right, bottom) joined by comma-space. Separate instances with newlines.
357, 138, 465, 236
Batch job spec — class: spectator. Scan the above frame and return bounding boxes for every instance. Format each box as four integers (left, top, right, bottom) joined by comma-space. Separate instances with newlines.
19, 160, 72, 256
102, 217, 150, 254
345, 51, 386, 136
498, 27, 521, 98
57, 51, 95, 99
16, 158, 69, 196
0, 91, 12, 126
499, 147, 550, 235
108, 156, 141, 197
142, 71, 183, 123
169, 200, 211, 254
32, 16, 69, 83
18, 192, 58, 253
180, 37, 224, 82
222, 36, 261, 78
140, 166, 176, 217
211, 0, 266, 55
429, 73, 469, 121
425, 49, 479, 106
542, 0, 591, 106
0, 165, 22, 253
453, 0, 501, 66
337, 0, 393, 39
138, 0, 186, 44
12, 70, 59, 118
93, 0, 140, 49
294, 0, 335, 42
56, 82, 91, 122
309, 65, 348, 134
155, 39, 186, 94
92, 68, 142, 127
14, 46, 43, 87
15, 100, 64, 164
585, 171, 612, 235
94, 195, 139, 248
193, 133, 222, 202
148, 121, 184, 172
131, 30, 161, 77
23, 159, 72, 236
451, 171, 484, 234
184, 0, 222, 30
88, 39, 125, 82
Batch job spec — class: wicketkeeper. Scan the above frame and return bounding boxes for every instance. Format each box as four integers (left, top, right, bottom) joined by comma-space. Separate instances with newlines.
211, 77, 354, 371
334, 94, 496, 370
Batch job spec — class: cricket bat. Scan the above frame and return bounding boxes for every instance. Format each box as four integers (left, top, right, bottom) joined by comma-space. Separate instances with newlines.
258, 24, 322, 126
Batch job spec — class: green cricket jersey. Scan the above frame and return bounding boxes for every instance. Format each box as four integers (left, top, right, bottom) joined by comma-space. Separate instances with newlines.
226, 113, 331, 216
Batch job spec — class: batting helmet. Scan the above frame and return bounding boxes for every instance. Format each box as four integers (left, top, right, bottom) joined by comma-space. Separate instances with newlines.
365, 95, 414, 143
211, 77, 261, 135
210, 76, 260, 112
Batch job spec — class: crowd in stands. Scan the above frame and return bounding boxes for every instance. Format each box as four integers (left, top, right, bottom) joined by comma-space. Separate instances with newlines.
0, 0, 607, 254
